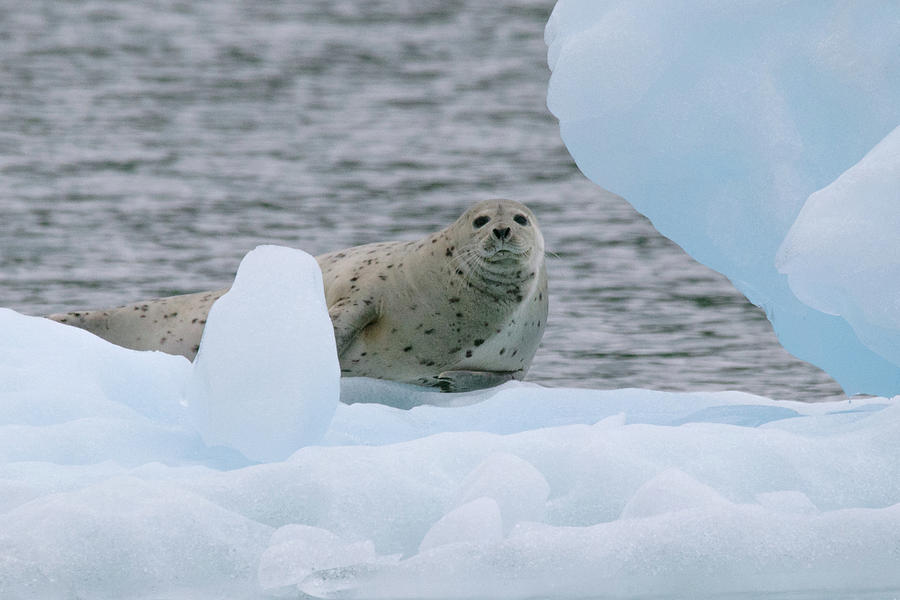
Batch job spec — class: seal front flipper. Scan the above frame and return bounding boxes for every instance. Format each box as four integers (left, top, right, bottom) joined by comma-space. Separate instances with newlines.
328, 300, 378, 357
435, 369, 524, 393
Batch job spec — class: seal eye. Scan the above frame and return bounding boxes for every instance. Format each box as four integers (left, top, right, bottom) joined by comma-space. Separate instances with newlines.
513, 214, 529, 226
473, 215, 490, 228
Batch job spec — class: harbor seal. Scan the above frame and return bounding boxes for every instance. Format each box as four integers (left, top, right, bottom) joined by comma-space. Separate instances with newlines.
47, 199, 548, 392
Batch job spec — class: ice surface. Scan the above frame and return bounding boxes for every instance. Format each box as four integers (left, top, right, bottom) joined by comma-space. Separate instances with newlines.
545, 1, 900, 396
418, 497, 503, 553
0, 477, 272, 599
3, 294, 900, 599
3, 252, 900, 597
0, 307, 201, 467
456, 452, 549, 532
185, 245, 340, 462
258, 524, 390, 595
619, 468, 729, 519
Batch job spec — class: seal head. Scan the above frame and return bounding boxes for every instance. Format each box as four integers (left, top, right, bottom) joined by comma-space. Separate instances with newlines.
323, 198, 548, 391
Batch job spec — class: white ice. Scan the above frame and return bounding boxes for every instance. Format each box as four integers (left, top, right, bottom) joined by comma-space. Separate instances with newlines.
185, 245, 340, 462
545, 0, 900, 396
2, 245, 900, 599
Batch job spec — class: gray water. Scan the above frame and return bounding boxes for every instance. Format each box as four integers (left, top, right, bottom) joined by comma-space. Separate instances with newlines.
0, 0, 845, 402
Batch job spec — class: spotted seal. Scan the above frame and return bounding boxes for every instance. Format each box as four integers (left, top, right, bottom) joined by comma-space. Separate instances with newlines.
47, 199, 548, 392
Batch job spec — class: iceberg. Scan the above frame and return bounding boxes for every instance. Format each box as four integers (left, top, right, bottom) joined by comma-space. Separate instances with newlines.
2, 245, 900, 598
545, 0, 900, 396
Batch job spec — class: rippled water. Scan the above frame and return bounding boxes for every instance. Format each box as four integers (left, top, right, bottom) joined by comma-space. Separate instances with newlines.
0, 0, 845, 402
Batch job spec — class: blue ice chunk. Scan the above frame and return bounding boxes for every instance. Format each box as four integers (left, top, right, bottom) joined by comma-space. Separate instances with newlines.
546, 1, 900, 395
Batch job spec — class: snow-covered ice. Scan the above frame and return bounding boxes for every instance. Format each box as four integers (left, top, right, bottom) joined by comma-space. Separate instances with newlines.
545, 0, 900, 396
2, 245, 899, 599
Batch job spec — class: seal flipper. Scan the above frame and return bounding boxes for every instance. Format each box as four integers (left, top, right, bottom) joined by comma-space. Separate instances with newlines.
435, 369, 524, 393
328, 301, 378, 357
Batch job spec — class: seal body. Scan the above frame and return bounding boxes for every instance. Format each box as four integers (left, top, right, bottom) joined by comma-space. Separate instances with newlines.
321, 199, 548, 389
47, 199, 548, 391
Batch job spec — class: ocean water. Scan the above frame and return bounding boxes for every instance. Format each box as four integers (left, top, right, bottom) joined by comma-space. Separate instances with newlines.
0, 0, 845, 402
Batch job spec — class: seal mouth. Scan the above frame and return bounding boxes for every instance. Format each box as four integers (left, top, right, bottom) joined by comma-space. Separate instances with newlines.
483, 244, 529, 262
444, 241, 537, 300
449, 237, 536, 294
480, 235, 527, 255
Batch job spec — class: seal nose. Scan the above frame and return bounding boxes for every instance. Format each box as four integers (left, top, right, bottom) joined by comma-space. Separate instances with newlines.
492, 227, 511, 240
